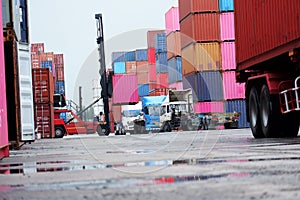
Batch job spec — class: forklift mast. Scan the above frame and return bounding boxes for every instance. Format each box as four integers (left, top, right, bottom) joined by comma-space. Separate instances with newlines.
95, 13, 110, 135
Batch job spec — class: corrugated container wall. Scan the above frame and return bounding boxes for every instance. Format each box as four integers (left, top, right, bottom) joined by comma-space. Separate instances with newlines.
167, 31, 181, 59
168, 57, 182, 84
113, 62, 126, 74
234, 0, 300, 71
34, 103, 55, 138
197, 71, 224, 101
157, 73, 169, 89
31, 43, 44, 54
136, 61, 149, 84
55, 67, 65, 81
112, 52, 125, 63
135, 49, 148, 61
126, 61, 137, 74
32, 68, 54, 103
112, 74, 139, 104
31, 54, 40, 69
0, 1, 9, 158
147, 30, 165, 48
219, 0, 234, 12
156, 53, 168, 73
221, 42, 236, 70
165, 7, 180, 35
169, 82, 183, 90
182, 73, 198, 101
220, 12, 235, 41
225, 100, 250, 128
56, 81, 65, 95
194, 102, 225, 113
138, 84, 150, 97
155, 33, 167, 53
125, 51, 136, 62
40, 52, 54, 62
179, 0, 219, 21
148, 65, 156, 82
222, 71, 245, 100
54, 54, 64, 67
148, 48, 156, 64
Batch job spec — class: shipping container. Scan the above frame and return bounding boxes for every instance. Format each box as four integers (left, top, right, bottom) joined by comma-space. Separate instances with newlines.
112, 74, 139, 104
147, 30, 165, 48
197, 71, 224, 101
167, 31, 181, 59
169, 81, 183, 90
235, 0, 300, 71
32, 68, 54, 103
31, 54, 40, 69
34, 103, 55, 138
31, 43, 44, 54
155, 33, 167, 53
179, 0, 219, 21
136, 61, 149, 84
113, 62, 126, 74
112, 51, 125, 63
41, 61, 53, 72
135, 49, 148, 61
125, 51, 136, 62
40, 52, 54, 62
56, 81, 65, 95
221, 42, 236, 71
165, 7, 180, 36
148, 48, 156, 64
148, 64, 156, 82
222, 71, 245, 100
125, 61, 137, 74
156, 52, 168, 73
54, 54, 64, 67
0, 2, 9, 158
181, 42, 221, 76
168, 57, 182, 84
111, 105, 122, 122
157, 73, 169, 88
194, 101, 225, 113
182, 73, 198, 101
55, 66, 65, 81
225, 100, 250, 128
219, 0, 234, 12
180, 13, 220, 47
149, 88, 171, 96
138, 84, 150, 97
220, 12, 235, 41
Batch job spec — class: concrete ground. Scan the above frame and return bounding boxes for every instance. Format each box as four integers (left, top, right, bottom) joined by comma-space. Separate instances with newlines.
1, 129, 300, 200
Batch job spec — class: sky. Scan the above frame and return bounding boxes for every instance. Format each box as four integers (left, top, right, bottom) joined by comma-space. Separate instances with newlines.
28, 0, 178, 106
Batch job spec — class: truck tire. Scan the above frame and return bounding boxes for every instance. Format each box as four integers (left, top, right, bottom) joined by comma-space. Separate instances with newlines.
97, 124, 105, 136
163, 122, 171, 132
249, 87, 264, 138
260, 84, 282, 137
55, 126, 65, 138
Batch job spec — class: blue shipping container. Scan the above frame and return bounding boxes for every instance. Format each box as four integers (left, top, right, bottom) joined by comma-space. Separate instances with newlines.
56, 81, 65, 95
113, 62, 126, 74
125, 51, 136, 61
154, 33, 167, 53
225, 100, 250, 128
41, 61, 53, 72
135, 49, 148, 61
168, 57, 183, 84
156, 52, 168, 73
182, 73, 198, 101
112, 52, 125, 63
219, 0, 234, 12
138, 84, 150, 97
197, 71, 224, 101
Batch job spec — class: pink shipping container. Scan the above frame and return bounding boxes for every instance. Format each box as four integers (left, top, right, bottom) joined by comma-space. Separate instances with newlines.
169, 82, 183, 90
31, 43, 44, 54
165, 7, 180, 36
222, 71, 246, 100
148, 48, 156, 64
112, 74, 139, 104
0, 3, 9, 159
157, 73, 169, 88
220, 12, 235, 41
54, 54, 64, 67
221, 42, 236, 71
194, 102, 225, 113
148, 64, 156, 82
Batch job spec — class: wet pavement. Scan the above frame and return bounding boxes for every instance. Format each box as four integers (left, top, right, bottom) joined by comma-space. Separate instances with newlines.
1, 129, 300, 199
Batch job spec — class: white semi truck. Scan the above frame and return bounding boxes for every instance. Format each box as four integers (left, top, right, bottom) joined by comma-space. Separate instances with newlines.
121, 102, 142, 133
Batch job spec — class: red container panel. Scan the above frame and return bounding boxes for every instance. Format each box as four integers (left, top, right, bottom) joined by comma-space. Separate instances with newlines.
147, 30, 165, 48
235, 0, 300, 71
180, 13, 220, 48
148, 64, 156, 82
55, 67, 65, 81
54, 54, 64, 67
148, 48, 156, 64
167, 31, 181, 59
31, 54, 41, 69
179, 0, 219, 21
157, 73, 169, 88
137, 61, 149, 84
40, 52, 54, 62
34, 103, 54, 138
112, 74, 139, 104
31, 43, 44, 54
126, 61, 137, 74
32, 68, 54, 103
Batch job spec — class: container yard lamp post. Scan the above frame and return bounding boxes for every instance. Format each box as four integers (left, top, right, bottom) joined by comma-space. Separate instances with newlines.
95, 13, 110, 135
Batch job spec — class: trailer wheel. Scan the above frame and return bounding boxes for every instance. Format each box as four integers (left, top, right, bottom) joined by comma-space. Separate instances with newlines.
55, 126, 65, 138
97, 125, 105, 136
249, 87, 264, 138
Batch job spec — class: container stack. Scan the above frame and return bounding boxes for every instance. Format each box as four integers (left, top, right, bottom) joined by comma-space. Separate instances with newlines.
179, 0, 249, 128
54, 54, 66, 95
165, 7, 183, 90
155, 33, 169, 90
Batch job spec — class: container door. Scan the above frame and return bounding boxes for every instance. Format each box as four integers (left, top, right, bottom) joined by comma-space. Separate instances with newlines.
17, 42, 35, 141
12, 0, 21, 40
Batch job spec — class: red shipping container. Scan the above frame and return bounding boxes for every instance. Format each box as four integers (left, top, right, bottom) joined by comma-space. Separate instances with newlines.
235, 0, 300, 71
54, 54, 64, 67
193, 101, 225, 113
31, 54, 41, 69
148, 48, 156, 64
180, 13, 220, 48
125, 61, 137, 74
31, 43, 44, 54
149, 88, 170, 96
222, 71, 245, 100
112, 74, 139, 104
34, 103, 55, 138
148, 64, 156, 82
147, 30, 165, 48
32, 68, 54, 103
157, 73, 169, 88
55, 67, 65, 81
179, 0, 219, 21
40, 52, 54, 62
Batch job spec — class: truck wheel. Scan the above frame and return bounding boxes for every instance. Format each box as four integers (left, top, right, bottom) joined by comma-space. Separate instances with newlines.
97, 125, 105, 136
260, 84, 281, 137
163, 122, 171, 132
55, 126, 65, 138
249, 86, 264, 138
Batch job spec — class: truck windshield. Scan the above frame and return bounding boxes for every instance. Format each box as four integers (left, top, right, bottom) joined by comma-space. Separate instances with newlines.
148, 106, 160, 116
122, 110, 141, 117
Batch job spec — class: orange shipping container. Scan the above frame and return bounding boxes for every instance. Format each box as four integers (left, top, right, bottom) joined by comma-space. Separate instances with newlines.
147, 30, 165, 48
40, 52, 54, 62
167, 31, 181, 60
126, 61, 137, 74
136, 61, 149, 84
31, 43, 44, 54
